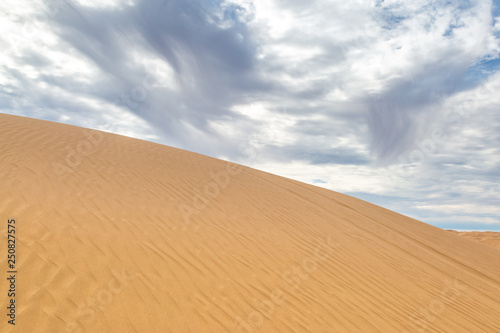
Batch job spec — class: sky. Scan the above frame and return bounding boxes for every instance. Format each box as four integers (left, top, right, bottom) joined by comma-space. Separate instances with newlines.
1, 0, 499, 231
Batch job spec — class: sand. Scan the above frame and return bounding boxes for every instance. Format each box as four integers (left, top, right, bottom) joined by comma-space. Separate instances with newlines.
448, 230, 500, 251
1, 113, 499, 332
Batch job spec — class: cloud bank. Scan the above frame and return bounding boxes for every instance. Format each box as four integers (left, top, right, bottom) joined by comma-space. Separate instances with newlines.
1, 0, 499, 230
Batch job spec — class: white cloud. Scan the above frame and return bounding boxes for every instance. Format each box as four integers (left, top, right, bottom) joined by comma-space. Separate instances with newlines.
1, 0, 499, 230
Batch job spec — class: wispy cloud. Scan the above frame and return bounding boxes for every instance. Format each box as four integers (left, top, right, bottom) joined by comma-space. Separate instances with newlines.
1, 0, 499, 230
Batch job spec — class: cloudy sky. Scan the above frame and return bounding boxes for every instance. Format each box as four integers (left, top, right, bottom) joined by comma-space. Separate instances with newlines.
1, 0, 499, 231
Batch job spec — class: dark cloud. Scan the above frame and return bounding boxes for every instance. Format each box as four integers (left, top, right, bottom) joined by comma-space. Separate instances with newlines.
44, 0, 268, 155
366, 34, 482, 162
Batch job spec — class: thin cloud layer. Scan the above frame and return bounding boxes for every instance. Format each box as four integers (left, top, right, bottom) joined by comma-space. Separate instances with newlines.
1, 0, 499, 230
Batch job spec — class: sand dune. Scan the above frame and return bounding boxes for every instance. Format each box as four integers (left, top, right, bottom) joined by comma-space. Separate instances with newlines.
1, 113, 500, 333
448, 230, 500, 251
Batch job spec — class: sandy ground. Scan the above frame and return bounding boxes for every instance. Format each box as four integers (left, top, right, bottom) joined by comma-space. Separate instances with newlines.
448, 230, 500, 251
1, 113, 499, 333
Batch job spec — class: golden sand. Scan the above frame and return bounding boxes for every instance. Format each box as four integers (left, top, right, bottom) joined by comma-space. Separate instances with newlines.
448, 230, 500, 251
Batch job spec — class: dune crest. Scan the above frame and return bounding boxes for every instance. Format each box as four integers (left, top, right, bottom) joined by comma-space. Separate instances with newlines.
1, 113, 500, 332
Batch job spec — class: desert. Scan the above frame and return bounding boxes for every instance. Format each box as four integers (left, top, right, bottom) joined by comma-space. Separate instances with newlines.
1, 113, 499, 332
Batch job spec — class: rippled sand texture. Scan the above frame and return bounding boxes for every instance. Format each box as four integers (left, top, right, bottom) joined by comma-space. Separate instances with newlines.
1, 113, 499, 332
448, 230, 500, 251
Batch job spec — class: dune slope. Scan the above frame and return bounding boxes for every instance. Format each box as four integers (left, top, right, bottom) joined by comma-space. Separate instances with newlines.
448, 230, 500, 251
1, 113, 500, 333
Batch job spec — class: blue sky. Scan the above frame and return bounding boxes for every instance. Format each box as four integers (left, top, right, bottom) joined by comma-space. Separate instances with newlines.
1, 0, 499, 231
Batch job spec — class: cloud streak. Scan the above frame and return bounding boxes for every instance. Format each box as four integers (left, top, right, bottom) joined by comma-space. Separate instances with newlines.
1, 0, 499, 230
